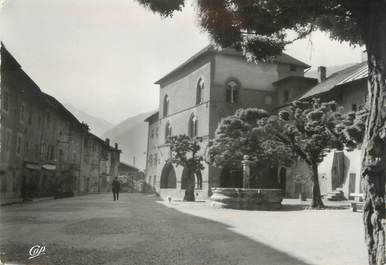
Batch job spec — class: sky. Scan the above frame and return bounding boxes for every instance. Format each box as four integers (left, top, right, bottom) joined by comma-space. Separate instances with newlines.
0, 0, 364, 124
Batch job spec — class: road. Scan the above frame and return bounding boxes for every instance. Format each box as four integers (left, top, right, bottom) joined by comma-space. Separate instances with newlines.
0, 193, 316, 265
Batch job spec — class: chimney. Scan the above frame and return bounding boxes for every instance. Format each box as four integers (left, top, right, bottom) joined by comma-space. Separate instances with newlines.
105, 138, 110, 146
361, 50, 367, 62
115, 143, 118, 149
317, 66, 326, 83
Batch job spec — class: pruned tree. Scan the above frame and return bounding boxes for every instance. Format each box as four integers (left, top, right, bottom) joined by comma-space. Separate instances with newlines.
167, 134, 204, 201
137, 1, 386, 262
207, 108, 293, 186
271, 99, 365, 208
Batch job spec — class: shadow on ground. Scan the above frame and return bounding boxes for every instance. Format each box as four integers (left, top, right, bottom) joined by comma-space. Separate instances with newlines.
0, 193, 314, 265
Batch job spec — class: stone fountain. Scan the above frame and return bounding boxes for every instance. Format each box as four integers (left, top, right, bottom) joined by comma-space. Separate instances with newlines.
210, 155, 283, 210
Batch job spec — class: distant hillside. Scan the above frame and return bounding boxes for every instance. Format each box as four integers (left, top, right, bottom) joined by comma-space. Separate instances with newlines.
306, 63, 357, 79
103, 111, 155, 171
64, 103, 114, 137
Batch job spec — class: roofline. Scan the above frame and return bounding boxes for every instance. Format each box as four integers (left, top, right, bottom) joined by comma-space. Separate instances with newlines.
88, 132, 122, 152
299, 76, 367, 101
154, 45, 214, 85
154, 45, 310, 86
144, 111, 159, 122
299, 61, 368, 100
272, 75, 317, 85
119, 161, 139, 171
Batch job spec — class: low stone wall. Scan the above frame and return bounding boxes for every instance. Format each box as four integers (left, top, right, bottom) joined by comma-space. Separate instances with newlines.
210, 188, 282, 210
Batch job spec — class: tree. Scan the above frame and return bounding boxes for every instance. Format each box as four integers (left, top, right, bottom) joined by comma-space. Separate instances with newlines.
207, 108, 293, 187
166, 134, 204, 201
137, 1, 386, 262
271, 99, 365, 208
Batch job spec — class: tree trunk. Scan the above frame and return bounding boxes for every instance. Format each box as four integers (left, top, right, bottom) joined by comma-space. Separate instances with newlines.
183, 167, 195, 201
310, 163, 324, 209
361, 2, 386, 264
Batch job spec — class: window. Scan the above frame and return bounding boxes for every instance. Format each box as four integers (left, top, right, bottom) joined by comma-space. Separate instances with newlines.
5, 129, 12, 151
188, 114, 198, 137
25, 140, 29, 155
154, 154, 158, 166
58, 149, 64, 162
149, 154, 153, 167
155, 127, 159, 138
163, 95, 170, 117
3, 90, 9, 112
41, 143, 46, 160
72, 152, 77, 163
352, 104, 357, 112
35, 144, 39, 157
46, 114, 51, 129
264, 95, 273, 105
0, 174, 7, 192
196, 78, 205, 104
283, 91, 289, 102
165, 122, 172, 141
226, 80, 239, 104
19, 103, 25, 122
289, 65, 296, 72
48, 145, 55, 160
151, 129, 154, 138
16, 134, 22, 156
28, 111, 32, 125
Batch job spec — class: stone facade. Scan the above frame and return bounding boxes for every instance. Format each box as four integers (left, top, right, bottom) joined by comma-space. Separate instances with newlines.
0, 44, 120, 204
145, 45, 312, 200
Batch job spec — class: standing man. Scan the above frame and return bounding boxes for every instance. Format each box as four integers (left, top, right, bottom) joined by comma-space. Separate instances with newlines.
112, 177, 120, 201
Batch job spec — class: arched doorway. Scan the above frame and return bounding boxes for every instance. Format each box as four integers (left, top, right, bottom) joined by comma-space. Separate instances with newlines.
160, 163, 177, 188
220, 166, 243, 188
181, 168, 203, 190
279, 167, 287, 196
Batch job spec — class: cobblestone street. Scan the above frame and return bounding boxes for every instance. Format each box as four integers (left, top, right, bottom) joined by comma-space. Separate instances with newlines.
0, 193, 327, 265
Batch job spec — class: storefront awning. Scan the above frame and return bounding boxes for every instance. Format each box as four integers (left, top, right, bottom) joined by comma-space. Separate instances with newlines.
42, 164, 56, 171
25, 163, 41, 171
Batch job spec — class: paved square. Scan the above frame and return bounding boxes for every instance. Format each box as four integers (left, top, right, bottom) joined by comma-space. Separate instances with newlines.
0, 194, 367, 265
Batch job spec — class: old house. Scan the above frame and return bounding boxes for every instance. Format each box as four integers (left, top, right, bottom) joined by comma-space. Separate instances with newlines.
145, 45, 312, 200
297, 63, 367, 200
0, 44, 121, 204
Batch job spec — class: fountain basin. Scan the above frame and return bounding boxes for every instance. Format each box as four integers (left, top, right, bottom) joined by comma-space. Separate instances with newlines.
210, 188, 282, 210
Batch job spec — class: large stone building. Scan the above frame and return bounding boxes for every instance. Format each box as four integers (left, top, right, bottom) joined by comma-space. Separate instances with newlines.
144, 45, 315, 200
0, 44, 121, 204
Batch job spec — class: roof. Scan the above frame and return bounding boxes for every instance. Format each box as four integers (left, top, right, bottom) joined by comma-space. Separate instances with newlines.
88, 132, 121, 152
42, 93, 82, 126
272, 75, 317, 85
299, 62, 368, 100
155, 45, 310, 85
144, 111, 159, 122
119, 162, 139, 172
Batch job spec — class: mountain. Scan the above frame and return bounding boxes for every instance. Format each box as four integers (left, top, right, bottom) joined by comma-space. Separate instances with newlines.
64, 103, 114, 137
305, 63, 357, 79
103, 111, 155, 171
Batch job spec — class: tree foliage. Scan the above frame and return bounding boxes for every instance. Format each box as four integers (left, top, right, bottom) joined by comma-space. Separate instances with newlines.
274, 99, 364, 164
207, 108, 293, 170
167, 135, 204, 172
136, 0, 370, 60
166, 134, 204, 201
